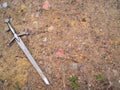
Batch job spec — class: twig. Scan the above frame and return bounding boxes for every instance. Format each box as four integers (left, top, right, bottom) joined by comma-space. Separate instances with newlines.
61, 64, 66, 90
107, 81, 112, 90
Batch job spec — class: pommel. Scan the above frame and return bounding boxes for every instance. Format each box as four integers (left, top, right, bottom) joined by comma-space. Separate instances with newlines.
4, 18, 10, 23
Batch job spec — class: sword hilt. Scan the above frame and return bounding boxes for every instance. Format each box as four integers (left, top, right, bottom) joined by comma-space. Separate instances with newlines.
4, 18, 10, 32
4, 18, 50, 85
7, 31, 29, 46
5, 18, 10, 23
5, 18, 29, 46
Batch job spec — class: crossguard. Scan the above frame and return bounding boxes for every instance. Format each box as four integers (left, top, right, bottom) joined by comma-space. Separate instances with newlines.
5, 18, 29, 46
7, 31, 29, 46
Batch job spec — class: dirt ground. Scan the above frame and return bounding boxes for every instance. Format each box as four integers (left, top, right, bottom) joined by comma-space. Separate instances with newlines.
0, 0, 120, 90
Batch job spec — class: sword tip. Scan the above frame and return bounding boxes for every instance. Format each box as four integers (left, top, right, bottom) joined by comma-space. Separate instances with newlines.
43, 77, 50, 85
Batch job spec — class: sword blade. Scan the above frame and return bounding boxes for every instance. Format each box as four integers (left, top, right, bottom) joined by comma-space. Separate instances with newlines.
16, 37, 50, 85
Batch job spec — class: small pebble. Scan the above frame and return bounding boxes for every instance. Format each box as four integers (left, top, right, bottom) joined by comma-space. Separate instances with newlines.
37, 5, 42, 11
34, 12, 40, 18
29, 4, 32, 8
33, 21, 38, 27
88, 83, 91, 87
43, 37, 47, 42
118, 80, 120, 83
2, 2, 8, 8
88, 83, 91, 90
39, 60, 43, 65
48, 26, 54, 32
45, 66, 51, 74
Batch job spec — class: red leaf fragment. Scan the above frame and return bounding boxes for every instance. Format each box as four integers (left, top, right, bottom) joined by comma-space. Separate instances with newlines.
56, 48, 64, 57
42, 0, 50, 10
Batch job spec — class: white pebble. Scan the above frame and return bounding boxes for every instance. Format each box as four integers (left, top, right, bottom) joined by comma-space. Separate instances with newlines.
2, 2, 8, 8
43, 37, 47, 42
118, 80, 120, 83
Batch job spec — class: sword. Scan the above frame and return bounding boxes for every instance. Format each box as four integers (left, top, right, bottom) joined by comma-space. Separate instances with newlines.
4, 18, 50, 85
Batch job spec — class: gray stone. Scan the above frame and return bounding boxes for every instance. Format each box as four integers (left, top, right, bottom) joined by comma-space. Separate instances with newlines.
70, 63, 78, 71
37, 6, 42, 11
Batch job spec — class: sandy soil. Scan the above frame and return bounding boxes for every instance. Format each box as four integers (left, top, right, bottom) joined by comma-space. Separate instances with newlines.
0, 0, 120, 90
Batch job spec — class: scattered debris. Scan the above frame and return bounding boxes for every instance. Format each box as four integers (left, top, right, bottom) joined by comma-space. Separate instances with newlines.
42, 0, 50, 10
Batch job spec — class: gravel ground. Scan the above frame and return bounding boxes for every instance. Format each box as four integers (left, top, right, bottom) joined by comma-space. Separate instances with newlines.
0, 0, 120, 90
